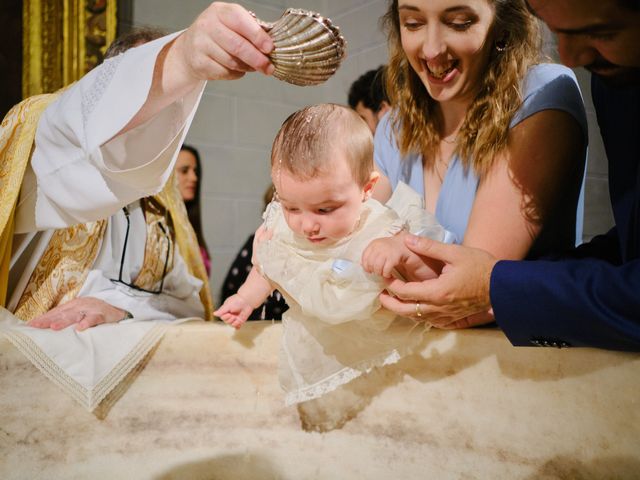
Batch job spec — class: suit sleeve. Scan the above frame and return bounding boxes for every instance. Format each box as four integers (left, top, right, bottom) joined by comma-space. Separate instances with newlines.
491, 256, 640, 351
570, 227, 622, 263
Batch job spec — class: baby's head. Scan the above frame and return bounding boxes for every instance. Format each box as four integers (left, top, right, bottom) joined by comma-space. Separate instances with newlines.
270, 104, 379, 245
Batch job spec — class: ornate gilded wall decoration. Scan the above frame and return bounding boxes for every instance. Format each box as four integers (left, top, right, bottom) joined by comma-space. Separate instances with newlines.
22, 0, 117, 98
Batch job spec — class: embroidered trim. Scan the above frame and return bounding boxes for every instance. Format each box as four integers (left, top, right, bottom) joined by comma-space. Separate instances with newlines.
284, 348, 407, 406
81, 55, 122, 130
13, 220, 107, 321
133, 198, 175, 291
1, 323, 168, 411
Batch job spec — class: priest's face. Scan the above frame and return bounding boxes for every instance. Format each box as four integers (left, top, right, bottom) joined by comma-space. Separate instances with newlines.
176, 149, 199, 202
527, 0, 640, 86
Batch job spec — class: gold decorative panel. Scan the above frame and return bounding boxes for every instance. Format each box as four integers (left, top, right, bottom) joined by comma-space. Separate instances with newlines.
22, 0, 117, 98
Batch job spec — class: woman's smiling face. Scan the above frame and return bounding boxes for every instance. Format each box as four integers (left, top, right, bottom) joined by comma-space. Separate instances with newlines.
398, 0, 496, 106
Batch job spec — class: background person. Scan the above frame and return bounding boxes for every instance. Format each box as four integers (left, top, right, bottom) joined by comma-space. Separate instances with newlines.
176, 144, 211, 277
348, 65, 391, 134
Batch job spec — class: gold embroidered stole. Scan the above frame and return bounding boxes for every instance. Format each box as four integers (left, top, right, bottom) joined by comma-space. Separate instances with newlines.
0, 93, 61, 308
14, 220, 107, 320
132, 197, 175, 291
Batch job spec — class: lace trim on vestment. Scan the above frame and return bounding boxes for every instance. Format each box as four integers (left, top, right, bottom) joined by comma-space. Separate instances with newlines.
2, 322, 168, 411
81, 55, 122, 129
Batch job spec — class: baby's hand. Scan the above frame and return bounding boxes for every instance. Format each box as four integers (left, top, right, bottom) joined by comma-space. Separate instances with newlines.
394, 247, 443, 282
214, 294, 253, 329
362, 232, 409, 278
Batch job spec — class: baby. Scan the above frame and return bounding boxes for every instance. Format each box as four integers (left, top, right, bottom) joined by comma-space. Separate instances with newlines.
215, 104, 444, 406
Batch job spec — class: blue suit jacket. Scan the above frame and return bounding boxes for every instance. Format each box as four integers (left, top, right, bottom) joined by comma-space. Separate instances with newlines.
492, 75, 640, 351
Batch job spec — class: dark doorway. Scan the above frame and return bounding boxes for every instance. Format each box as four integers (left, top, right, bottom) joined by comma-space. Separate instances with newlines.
0, 0, 22, 120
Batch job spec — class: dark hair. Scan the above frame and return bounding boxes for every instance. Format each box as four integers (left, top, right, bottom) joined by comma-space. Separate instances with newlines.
180, 145, 210, 256
348, 65, 390, 113
104, 26, 168, 59
526, 0, 639, 16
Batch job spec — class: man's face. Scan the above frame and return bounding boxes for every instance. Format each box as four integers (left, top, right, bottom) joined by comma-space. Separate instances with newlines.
528, 0, 640, 86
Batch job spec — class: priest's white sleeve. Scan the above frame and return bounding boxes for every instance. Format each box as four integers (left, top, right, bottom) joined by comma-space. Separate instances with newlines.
14, 31, 206, 233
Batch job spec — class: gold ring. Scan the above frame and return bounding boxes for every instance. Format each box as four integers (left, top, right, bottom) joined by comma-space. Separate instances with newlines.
415, 302, 422, 318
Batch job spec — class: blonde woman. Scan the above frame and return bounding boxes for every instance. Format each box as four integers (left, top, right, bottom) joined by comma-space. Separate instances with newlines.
372, 0, 587, 276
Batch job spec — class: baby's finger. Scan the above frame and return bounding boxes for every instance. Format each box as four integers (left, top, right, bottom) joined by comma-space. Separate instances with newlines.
382, 258, 397, 279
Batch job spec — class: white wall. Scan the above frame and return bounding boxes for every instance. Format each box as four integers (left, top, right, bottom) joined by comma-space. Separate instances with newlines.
133, 1, 613, 304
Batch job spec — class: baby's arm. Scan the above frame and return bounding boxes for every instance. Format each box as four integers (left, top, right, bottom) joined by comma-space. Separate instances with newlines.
214, 267, 273, 329
362, 230, 442, 280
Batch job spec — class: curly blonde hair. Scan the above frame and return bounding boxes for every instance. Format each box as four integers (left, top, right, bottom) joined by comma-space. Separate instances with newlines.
383, 0, 542, 176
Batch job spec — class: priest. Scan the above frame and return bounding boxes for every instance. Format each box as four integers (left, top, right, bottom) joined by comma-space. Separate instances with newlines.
1, 2, 275, 330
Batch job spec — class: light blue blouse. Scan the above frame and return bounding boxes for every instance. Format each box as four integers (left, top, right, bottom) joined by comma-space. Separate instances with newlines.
374, 63, 588, 252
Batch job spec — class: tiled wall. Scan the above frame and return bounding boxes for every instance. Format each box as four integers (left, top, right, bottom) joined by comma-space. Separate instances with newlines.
133, 1, 613, 303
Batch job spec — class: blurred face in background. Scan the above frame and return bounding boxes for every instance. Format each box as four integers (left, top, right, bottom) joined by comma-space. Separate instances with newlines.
176, 149, 198, 202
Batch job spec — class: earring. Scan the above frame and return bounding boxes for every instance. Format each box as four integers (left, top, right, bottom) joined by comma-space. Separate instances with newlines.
495, 39, 507, 52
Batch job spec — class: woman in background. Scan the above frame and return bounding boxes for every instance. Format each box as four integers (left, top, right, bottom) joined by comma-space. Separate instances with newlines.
176, 145, 211, 277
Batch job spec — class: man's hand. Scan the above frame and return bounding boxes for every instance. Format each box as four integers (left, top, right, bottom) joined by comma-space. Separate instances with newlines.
170, 2, 274, 83
214, 294, 253, 329
27, 297, 129, 332
379, 235, 498, 328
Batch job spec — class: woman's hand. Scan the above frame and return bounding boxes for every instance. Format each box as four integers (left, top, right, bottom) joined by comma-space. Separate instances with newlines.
380, 235, 497, 328
27, 297, 130, 332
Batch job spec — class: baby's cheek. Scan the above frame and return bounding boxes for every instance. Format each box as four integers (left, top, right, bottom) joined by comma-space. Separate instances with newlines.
283, 214, 297, 233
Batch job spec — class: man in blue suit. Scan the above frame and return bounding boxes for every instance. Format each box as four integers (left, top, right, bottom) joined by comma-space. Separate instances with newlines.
379, 0, 640, 351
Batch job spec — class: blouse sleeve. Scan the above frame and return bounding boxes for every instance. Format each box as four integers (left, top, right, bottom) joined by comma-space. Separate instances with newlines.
511, 63, 588, 141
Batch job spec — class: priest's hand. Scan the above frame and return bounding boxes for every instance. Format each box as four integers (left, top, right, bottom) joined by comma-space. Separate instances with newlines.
27, 297, 129, 332
122, 3, 274, 134
379, 235, 497, 329
170, 2, 274, 82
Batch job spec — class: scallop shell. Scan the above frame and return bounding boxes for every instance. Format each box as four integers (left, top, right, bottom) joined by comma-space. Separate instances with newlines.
254, 8, 347, 86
